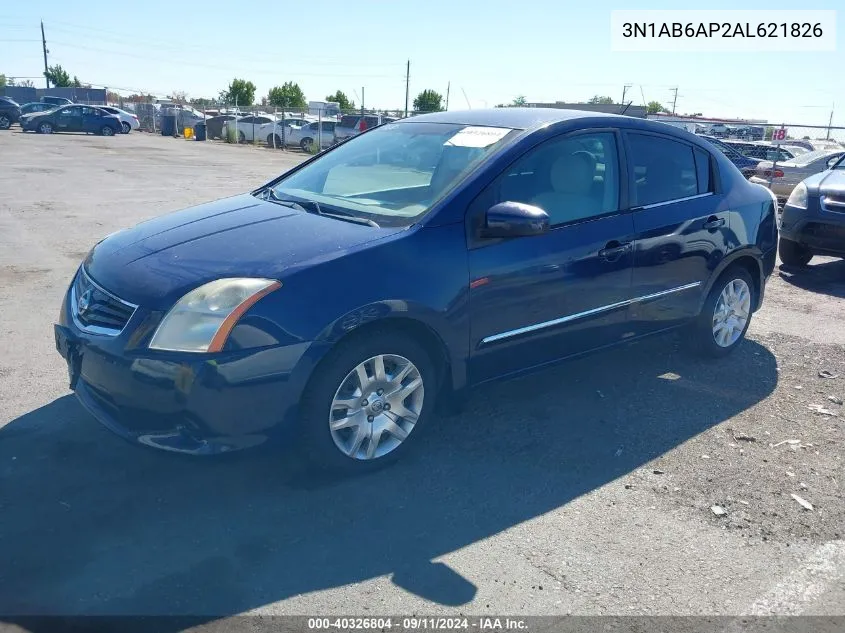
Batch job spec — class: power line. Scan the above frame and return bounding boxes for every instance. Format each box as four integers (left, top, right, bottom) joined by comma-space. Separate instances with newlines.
47, 41, 402, 78
43, 20, 405, 67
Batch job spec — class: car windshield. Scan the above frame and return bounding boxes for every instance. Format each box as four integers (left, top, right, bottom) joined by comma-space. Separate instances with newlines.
787, 150, 837, 166
270, 122, 516, 226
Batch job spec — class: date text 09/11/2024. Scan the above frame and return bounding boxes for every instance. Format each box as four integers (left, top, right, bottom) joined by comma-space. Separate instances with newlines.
622, 22, 823, 38
306, 617, 529, 631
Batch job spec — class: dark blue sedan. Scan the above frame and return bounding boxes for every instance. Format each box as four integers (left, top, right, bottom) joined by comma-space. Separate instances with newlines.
55, 109, 777, 470
21, 104, 122, 136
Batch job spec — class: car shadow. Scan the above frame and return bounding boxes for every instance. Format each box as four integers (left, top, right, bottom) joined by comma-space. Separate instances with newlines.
0, 334, 777, 629
778, 258, 845, 299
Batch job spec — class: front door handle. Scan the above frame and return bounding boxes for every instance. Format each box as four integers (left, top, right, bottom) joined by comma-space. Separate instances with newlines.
703, 216, 725, 230
599, 241, 632, 261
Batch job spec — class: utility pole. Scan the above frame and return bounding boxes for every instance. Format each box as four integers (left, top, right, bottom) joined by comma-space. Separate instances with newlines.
827, 102, 835, 140
404, 60, 410, 117
445, 81, 450, 111
670, 86, 679, 115
361, 87, 365, 114
40, 20, 49, 88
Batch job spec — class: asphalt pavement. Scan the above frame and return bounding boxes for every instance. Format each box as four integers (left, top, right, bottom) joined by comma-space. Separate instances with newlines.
0, 131, 843, 625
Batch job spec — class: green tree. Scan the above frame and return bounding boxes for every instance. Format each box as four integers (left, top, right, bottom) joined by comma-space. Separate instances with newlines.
511, 95, 527, 106
0, 74, 6, 87
44, 64, 73, 87
325, 90, 354, 111
588, 95, 614, 105
646, 101, 665, 114
413, 89, 444, 113
267, 82, 307, 109
190, 97, 214, 109
220, 78, 256, 106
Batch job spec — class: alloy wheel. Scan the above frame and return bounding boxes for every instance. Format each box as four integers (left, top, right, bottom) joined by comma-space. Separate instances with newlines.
39, 123, 52, 134
712, 278, 751, 347
0, 115, 10, 130
329, 354, 424, 460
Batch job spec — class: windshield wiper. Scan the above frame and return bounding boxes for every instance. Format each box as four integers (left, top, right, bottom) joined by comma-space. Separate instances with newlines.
258, 189, 380, 228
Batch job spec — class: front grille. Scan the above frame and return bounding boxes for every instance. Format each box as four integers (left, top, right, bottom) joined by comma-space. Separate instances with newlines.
71, 268, 137, 335
821, 194, 845, 214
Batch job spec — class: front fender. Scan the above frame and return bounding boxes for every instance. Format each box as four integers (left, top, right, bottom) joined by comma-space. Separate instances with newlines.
315, 299, 469, 392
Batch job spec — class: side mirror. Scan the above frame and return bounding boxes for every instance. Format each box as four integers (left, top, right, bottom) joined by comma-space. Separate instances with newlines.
482, 201, 550, 238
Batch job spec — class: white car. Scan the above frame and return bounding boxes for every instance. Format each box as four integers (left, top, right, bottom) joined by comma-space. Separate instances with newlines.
99, 106, 140, 134
284, 120, 338, 151
258, 117, 310, 147
222, 115, 276, 142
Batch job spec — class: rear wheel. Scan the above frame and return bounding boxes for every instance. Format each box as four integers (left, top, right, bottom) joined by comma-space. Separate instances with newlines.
299, 330, 438, 472
778, 237, 812, 267
0, 115, 11, 130
101, 125, 115, 136
688, 267, 754, 358
121, 121, 131, 134
300, 137, 313, 152
267, 134, 282, 148
38, 122, 53, 134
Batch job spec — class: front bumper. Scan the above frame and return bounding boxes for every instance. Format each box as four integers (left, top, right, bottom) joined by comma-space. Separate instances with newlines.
55, 284, 325, 455
779, 197, 845, 257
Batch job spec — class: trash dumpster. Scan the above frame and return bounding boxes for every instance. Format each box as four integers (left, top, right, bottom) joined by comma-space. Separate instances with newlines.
160, 114, 176, 136
194, 122, 207, 141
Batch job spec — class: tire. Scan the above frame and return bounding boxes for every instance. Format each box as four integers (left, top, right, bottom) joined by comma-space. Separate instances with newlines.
101, 125, 115, 136
299, 329, 438, 473
778, 237, 812, 267
121, 121, 131, 134
267, 134, 282, 148
300, 137, 313, 152
0, 115, 10, 130
238, 131, 246, 143
688, 267, 755, 358
38, 122, 53, 134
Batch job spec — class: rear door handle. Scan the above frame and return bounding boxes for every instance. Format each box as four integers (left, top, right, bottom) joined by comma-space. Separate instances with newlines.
599, 241, 632, 261
703, 216, 725, 230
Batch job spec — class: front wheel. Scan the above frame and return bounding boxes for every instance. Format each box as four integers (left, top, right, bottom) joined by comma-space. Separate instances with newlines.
121, 121, 131, 134
0, 115, 11, 130
779, 237, 812, 267
101, 125, 115, 136
688, 268, 755, 358
299, 330, 438, 472
300, 137, 313, 152
38, 122, 53, 134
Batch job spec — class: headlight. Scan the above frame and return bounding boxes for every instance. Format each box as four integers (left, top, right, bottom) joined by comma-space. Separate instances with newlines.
786, 182, 808, 209
149, 278, 281, 353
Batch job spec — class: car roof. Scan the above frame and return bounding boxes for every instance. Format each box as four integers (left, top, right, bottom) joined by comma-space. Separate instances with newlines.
399, 107, 620, 130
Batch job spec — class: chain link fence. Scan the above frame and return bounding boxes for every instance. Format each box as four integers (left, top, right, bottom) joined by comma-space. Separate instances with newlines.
103, 100, 441, 154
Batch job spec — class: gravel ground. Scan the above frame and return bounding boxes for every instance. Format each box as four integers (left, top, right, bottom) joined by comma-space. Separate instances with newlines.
0, 131, 842, 622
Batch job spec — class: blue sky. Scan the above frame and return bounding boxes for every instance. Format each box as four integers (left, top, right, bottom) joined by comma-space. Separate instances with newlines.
1, 1, 841, 131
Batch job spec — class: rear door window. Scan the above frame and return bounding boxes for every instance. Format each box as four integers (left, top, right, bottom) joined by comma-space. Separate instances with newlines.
627, 133, 700, 206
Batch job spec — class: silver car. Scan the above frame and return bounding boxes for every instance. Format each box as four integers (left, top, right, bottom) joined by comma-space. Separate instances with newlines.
751, 149, 845, 203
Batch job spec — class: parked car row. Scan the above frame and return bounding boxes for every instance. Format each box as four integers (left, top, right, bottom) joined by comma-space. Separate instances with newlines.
0, 95, 138, 135
211, 112, 398, 151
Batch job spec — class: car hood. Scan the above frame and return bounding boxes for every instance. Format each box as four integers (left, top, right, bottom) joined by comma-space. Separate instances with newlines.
804, 169, 845, 194
84, 194, 403, 309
